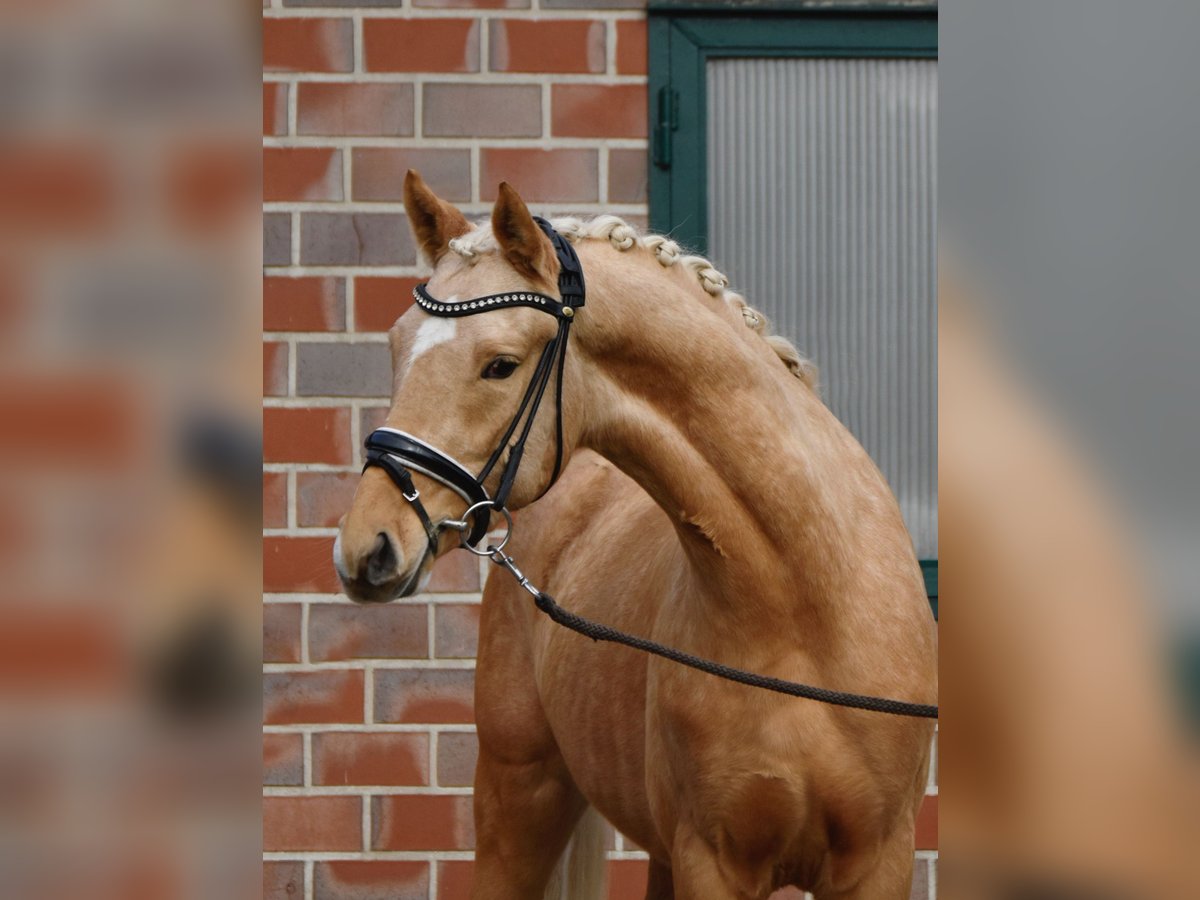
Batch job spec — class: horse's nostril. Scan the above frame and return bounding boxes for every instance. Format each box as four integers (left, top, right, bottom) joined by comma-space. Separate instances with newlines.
364, 532, 399, 586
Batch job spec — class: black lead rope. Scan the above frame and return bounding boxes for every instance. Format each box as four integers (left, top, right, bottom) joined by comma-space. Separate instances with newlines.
362, 217, 938, 720
487, 548, 938, 719
532, 591, 939, 718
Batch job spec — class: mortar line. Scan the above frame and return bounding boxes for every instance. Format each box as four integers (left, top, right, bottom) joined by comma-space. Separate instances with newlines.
362, 792, 371, 853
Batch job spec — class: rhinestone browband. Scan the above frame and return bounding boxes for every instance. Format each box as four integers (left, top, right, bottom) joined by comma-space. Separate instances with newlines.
412, 283, 570, 319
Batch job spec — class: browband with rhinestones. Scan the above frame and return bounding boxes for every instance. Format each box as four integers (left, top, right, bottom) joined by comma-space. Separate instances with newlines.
412, 283, 573, 319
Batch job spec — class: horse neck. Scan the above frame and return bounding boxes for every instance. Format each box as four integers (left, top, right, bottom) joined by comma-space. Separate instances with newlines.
570, 246, 872, 604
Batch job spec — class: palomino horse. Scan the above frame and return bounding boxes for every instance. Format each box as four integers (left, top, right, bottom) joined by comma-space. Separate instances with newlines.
336, 172, 937, 899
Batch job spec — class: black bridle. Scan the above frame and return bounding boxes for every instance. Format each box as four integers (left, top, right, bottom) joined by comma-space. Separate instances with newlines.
359, 219, 937, 719
363, 217, 584, 553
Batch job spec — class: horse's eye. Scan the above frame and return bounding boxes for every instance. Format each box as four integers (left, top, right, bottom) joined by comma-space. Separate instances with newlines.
482, 357, 519, 380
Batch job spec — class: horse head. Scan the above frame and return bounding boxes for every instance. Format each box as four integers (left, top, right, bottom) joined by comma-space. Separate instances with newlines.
336, 173, 578, 603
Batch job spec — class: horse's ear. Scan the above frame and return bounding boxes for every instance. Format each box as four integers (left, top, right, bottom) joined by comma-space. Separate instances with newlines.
403, 169, 471, 265
492, 182, 555, 285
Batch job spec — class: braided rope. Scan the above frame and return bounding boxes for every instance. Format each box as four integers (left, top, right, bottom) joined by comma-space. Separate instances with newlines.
531, 590, 938, 719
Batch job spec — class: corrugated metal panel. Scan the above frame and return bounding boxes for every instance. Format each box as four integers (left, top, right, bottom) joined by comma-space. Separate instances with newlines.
708, 58, 937, 558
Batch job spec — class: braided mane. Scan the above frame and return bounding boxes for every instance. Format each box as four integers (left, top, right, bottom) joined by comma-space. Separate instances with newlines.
446, 216, 819, 390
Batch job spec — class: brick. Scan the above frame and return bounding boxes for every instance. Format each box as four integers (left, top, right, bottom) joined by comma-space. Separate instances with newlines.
263, 407, 352, 464
542, 0, 644, 7
264, 603, 302, 663
608, 860, 649, 900
354, 277, 418, 332
437, 861, 474, 900
359, 406, 390, 439
374, 668, 474, 724
0, 144, 115, 236
608, 148, 648, 204
264, 536, 342, 593
0, 491, 27, 563
264, 732, 304, 786
314, 861, 429, 900
0, 375, 139, 472
264, 471, 288, 528
264, 276, 346, 332
168, 143, 257, 233
417, 0, 529, 7
0, 262, 25, 340
298, 83, 414, 137
915, 794, 937, 849
264, 669, 365, 724
264, 212, 292, 266
297, 471, 359, 527
365, 19, 480, 73
264, 861, 304, 900
264, 147, 343, 202
623, 213, 648, 232
436, 731, 477, 787
308, 602, 429, 661
481, 149, 599, 202
301, 213, 415, 266
264, 796, 361, 851
423, 83, 541, 138
552, 84, 647, 138
264, 18, 354, 74
427, 547, 477, 595
427, 548, 480, 593
295, 342, 392, 398
489, 19, 604, 74
264, 82, 288, 136
371, 795, 474, 850
286, 0, 404, 5
616, 20, 647, 75
434, 604, 481, 659
314, 732, 429, 786
352, 148, 471, 203
0, 608, 123, 692
264, 341, 289, 397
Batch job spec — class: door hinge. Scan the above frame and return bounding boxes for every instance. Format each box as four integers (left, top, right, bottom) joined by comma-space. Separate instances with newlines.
653, 86, 679, 170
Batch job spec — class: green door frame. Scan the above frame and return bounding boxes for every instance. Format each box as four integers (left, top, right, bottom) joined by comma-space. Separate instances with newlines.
648, 4, 937, 254
648, 3, 939, 612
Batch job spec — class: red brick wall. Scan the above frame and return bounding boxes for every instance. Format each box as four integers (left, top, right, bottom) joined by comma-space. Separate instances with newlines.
263, 1, 651, 897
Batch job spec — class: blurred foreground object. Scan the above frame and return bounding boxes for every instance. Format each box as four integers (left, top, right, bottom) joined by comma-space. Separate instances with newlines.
940, 274, 1198, 898
0, 0, 261, 897
941, 3, 1200, 895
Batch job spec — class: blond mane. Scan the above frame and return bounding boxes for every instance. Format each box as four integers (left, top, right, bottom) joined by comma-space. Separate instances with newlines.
446, 215, 819, 390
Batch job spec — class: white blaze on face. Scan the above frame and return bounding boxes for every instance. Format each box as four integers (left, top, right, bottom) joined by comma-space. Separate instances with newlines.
407, 312, 458, 369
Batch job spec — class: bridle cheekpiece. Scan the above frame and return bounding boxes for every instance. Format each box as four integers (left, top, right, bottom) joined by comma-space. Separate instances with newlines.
362, 217, 585, 557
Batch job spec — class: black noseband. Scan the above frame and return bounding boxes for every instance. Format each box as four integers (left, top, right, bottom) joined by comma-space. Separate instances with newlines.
364, 429, 491, 547
362, 217, 585, 556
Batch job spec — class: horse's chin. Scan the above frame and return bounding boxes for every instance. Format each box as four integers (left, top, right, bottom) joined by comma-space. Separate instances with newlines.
343, 550, 433, 603
394, 558, 433, 598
